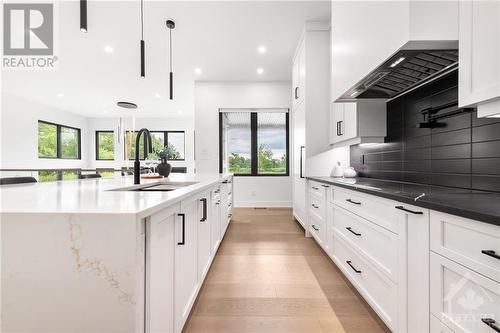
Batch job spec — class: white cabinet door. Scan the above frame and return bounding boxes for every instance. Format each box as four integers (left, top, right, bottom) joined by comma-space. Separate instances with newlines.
211, 189, 221, 254
147, 206, 177, 333
459, 0, 500, 108
298, 42, 306, 106
197, 190, 212, 282
331, 102, 344, 144
175, 197, 199, 333
292, 41, 305, 109
292, 102, 306, 227
343, 102, 358, 141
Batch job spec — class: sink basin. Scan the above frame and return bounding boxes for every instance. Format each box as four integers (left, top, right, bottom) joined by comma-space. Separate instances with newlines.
109, 181, 199, 192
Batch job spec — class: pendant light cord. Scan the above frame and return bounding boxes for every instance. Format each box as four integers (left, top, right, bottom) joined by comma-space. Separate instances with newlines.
140, 0, 144, 40
169, 28, 172, 71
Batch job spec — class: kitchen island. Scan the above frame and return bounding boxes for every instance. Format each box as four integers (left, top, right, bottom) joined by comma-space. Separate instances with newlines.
0, 173, 233, 333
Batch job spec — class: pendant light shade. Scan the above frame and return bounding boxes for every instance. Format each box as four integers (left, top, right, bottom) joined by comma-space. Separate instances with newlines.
166, 20, 175, 100
80, 0, 87, 32
140, 0, 145, 78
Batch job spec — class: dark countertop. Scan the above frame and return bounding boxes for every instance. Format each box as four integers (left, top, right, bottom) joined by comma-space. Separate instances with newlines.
307, 176, 500, 226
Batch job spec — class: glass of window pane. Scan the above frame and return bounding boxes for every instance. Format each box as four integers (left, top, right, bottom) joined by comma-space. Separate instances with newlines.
38, 122, 57, 158
226, 113, 251, 174
60, 126, 79, 158
257, 112, 287, 175
150, 132, 165, 160
97, 132, 114, 160
38, 170, 57, 182
126, 131, 145, 160
167, 132, 185, 160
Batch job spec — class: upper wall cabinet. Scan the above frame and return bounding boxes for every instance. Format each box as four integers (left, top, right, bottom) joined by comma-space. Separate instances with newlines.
331, 1, 459, 102
292, 42, 306, 109
458, 0, 500, 117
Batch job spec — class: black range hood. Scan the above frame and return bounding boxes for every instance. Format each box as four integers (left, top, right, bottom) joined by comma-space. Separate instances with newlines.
341, 41, 458, 100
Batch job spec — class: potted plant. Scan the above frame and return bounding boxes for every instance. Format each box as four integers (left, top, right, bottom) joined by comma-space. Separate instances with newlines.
156, 145, 174, 177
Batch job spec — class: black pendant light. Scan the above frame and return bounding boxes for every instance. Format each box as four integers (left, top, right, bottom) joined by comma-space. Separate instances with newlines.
140, 0, 145, 78
166, 20, 175, 100
80, 0, 87, 32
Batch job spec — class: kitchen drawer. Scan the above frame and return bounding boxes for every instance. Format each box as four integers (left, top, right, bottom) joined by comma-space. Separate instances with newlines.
309, 194, 326, 221
333, 187, 401, 234
309, 180, 328, 200
430, 211, 500, 283
333, 205, 398, 282
309, 214, 326, 247
430, 252, 500, 333
431, 315, 455, 333
333, 231, 398, 331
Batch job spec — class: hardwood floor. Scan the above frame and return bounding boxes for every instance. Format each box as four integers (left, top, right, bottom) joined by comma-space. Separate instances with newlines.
184, 208, 389, 333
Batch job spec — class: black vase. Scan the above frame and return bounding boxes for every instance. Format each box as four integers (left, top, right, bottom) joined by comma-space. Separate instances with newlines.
157, 160, 171, 177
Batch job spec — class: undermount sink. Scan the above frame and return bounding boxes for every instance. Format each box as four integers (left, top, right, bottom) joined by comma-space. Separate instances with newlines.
110, 181, 199, 192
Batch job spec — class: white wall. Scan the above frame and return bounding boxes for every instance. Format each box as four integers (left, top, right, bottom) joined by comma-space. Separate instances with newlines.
0, 93, 195, 173
195, 81, 292, 207
0, 93, 90, 169
306, 146, 350, 177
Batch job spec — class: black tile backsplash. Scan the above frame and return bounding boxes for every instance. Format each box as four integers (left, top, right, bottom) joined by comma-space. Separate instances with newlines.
351, 71, 500, 192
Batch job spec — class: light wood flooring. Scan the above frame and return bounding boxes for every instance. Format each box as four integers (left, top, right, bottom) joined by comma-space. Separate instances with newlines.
184, 208, 389, 333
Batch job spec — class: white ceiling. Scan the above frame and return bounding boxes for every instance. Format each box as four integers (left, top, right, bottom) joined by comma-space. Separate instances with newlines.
2, 0, 330, 117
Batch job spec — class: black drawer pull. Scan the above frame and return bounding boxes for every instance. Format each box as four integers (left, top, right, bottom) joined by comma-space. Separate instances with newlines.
395, 206, 423, 215
346, 227, 361, 236
321, 184, 330, 188
346, 260, 362, 274
312, 186, 319, 190
346, 199, 361, 205
482, 250, 500, 260
200, 198, 207, 222
311, 204, 319, 209
177, 213, 185, 245
482, 318, 500, 332
311, 225, 319, 231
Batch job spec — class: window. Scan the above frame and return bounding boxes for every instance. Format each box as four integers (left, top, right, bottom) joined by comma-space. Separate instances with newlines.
125, 131, 185, 160
219, 111, 289, 176
96, 131, 115, 160
38, 121, 81, 159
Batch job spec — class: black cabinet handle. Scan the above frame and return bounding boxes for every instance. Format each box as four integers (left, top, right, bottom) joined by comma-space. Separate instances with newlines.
321, 184, 330, 188
311, 225, 319, 231
336, 121, 340, 136
346, 260, 362, 274
312, 186, 319, 190
299, 146, 305, 179
222, 180, 228, 184
311, 204, 319, 209
339, 120, 343, 136
395, 206, 423, 215
346, 227, 361, 236
482, 250, 500, 260
482, 318, 500, 332
177, 213, 185, 245
200, 198, 207, 222
346, 199, 361, 205
295, 87, 299, 100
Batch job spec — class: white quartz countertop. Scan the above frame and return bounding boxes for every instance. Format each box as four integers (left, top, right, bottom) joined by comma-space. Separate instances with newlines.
0, 173, 231, 217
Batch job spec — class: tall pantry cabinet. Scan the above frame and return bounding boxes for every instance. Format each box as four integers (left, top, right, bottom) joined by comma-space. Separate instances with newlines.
291, 22, 331, 227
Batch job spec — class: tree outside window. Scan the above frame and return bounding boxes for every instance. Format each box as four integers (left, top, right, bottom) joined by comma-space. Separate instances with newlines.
96, 131, 115, 160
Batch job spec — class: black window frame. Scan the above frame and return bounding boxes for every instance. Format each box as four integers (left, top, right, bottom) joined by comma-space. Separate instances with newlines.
125, 130, 186, 161
95, 130, 115, 160
38, 120, 81, 160
219, 111, 290, 177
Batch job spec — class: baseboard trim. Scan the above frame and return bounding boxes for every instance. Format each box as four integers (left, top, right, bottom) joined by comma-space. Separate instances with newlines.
234, 201, 292, 208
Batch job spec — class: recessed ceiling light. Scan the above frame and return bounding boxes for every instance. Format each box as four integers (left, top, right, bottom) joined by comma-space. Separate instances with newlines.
155, 93, 161, 98
257, 68, 264, 75
258, 46, 267, 54
104, 45, 114, 53
57, 93, 64, 98
194, 68, 202, 74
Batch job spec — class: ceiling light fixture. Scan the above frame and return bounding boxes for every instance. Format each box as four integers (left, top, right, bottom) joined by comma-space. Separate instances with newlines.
166, 20, 175, 100
257, 68, 264, 75
104, 45, 114, 53
194, 68, 202, 75
389, 56, 406, 68
140, 0, 145, 78
117, 101, 138, 109
258, 46, 267, 54
80, 0, 87, 32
